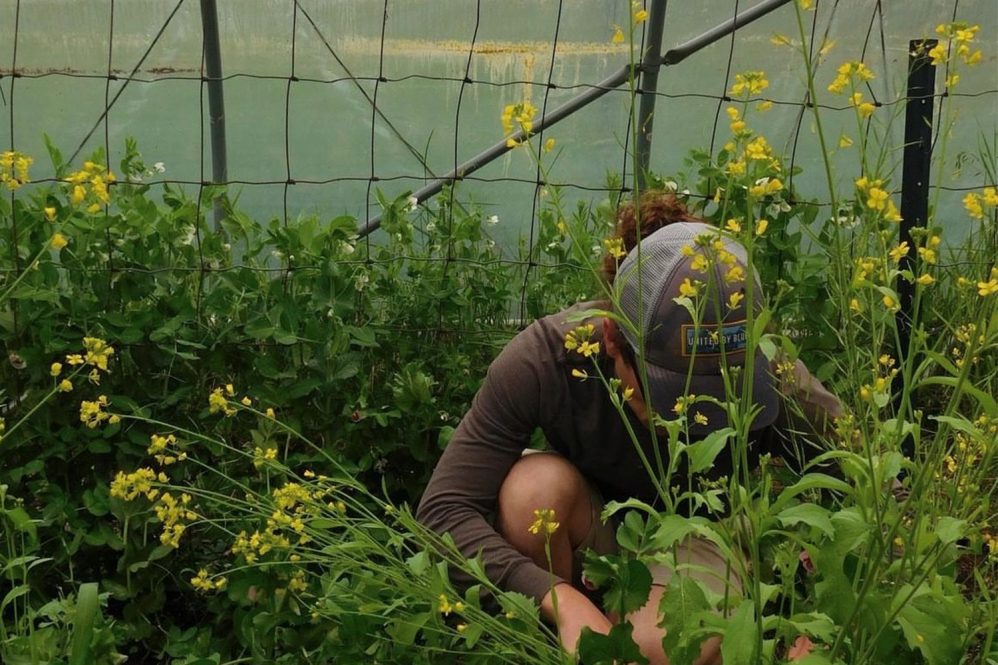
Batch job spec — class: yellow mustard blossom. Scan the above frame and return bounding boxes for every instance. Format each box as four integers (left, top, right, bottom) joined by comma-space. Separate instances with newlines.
603, 236, 627, 260
673, 394, 696, 415
528, 508, 560, 535
612, 25, 625, 44
678, 277, 699, 298
727, 291, 745, 310
744, 135, 772, 161
724, 265, 746, 284
240, 396, 252, 406
564, 324, 596, 355
632, 4, 649, 24
50, 362, 62, 377
883, 294, 898, 311
964, 192, 984, 219
288, 570, 308, 593
849, 298, 861, 313
888, 242, 909, 264
501, 100, 538, 148
44, 206, 56, 221
978, 268, 998, 297
757, 100, 773, 112
690, 253, 709, 273
725, 218, 742, 233
726, 158, 746, 176
839, 135, 854, 148
866, 187, 888, 211
265, 407, 276, 419
58, 378, 73, 392
208, 387, 237, 416
50, 233, 68, 250
64, 159, 116, 208
755, 219, 769, 236
191, 569, 227, 592
982, 187, 998, 207
544, 137, 556, 153
253, 446, 278, 469
80, 395, 111, 428
827, 61, 875, 94
156, 491, 196, 548
729, 71, 769, 98
571, 368, 588, 380
110, 467, 159, 502
915, 273, 935, 286
884, 199, 902, 223
82, 337, 115, 372
693, 412, 709, 426
0, 151, 33, 190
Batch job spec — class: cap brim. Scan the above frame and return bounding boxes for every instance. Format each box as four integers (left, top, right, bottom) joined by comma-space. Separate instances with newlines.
643, 349, 779, 436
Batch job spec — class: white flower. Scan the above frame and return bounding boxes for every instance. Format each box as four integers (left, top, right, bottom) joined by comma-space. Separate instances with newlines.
340, 241, 355, 255
425, 221, 436, 233
153, 162, 166, 173
663, 180, 679, 193
486, 239, 495, 248
222, 243, 231, 252
486, 215, 499, 225
354, 273, 370, 291
406, 196, 418, 212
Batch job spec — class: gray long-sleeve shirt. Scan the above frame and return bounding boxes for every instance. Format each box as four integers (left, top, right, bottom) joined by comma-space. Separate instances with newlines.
416, 301, 841, 604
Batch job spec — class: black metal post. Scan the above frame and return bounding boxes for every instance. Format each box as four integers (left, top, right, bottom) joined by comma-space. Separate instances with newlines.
635, 0, 669, 190
200, 0, 227, 229
897, 39, 936, 456
359, 0, 792, 237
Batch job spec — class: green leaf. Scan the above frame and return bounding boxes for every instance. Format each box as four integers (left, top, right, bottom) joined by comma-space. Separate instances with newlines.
577, 621, 649, 665
69, 582, 100, 665
719, 599, 756, 665
776, 503, 834, 539
771, 473, 851, 513
660, 576, 713, 665
896, 594, 966, 665
386, 611, 430, 646
934, 517, 965, 546
685, 427, 734, 474
604, 559, 653, 616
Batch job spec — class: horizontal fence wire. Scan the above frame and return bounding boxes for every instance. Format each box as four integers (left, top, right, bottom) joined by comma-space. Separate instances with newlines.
3, 0, 996, 350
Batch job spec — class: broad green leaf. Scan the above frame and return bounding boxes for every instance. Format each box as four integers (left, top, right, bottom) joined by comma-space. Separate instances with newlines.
777, 503, 834, 538
934, 516, 965, 546
69, 582, 100, 665
771, 473, 851, 513
719, 599, 756, 665
685, 427, 734, 474
660, 575, 713, 665
577, 621, 649, 665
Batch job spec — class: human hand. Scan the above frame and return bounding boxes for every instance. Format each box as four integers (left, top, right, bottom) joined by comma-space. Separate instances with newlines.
540, 582, 613, 655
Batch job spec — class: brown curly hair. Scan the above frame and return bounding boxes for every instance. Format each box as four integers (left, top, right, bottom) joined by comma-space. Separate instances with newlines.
601, 190, 704, 284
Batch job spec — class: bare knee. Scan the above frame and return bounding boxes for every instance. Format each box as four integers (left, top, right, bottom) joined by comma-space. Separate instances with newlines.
495, 453, 594, 564
625, 586, 722, 665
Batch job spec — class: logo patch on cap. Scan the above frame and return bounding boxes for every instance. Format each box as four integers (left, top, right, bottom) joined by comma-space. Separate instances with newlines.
681, 321, 748, 357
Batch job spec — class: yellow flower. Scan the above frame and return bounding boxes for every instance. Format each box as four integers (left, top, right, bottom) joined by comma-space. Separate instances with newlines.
888, 242, 909, 264
621, 386, 635, 401
724, 265, 745, 284
978, 269, 998, 297
632, 8, 649, 24
799, 0, 813, 9
544, 137, 556, 153
964, 192, 984, 219
690, 253, 709, 273
983, 187, 998, 207
44, 207, 56, 221
866, 187, 888, 211
915, 273, 935, 286
571, 368, 588, 380
884, 200, 902, 223
883, 294, 897, 310
265, 407, 276, 419
50, 233, 68, 250
757, 100, 773, 112
725, 159, 746, 176
755, 219, 769, 236
858, 102, 876, 119
839, 135, 853, 148
725, 218, 742, 233
928, 42, 947, 66
726, 106, 740, 120
693, 412, 708, 426
730, 119, 747, 134
727, 291, 745, 310
528, 508, 560, 535
603, 237, 627, 260
945, 73, 960, 89
729, 71, 769, 98
58, 378, 73, 392
678, 277, 699, 298
611, 25, 625, 44
240, 396, 252, 406
672, 394, 695, 415
849, 298, 862, 313
50, 362, 62, 377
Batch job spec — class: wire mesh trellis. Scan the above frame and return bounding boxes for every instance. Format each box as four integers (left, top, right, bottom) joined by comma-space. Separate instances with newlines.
2, 0, 997, 340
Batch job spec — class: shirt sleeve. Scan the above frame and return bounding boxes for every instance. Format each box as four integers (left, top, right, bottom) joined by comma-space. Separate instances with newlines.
415, 325, 561, 604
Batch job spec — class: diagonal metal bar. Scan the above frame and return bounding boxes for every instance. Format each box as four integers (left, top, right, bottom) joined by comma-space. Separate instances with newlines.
359, 0, 792, 238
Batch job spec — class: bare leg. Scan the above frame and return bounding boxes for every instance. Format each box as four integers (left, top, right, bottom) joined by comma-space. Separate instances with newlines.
495, 452, 596, 580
